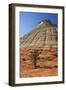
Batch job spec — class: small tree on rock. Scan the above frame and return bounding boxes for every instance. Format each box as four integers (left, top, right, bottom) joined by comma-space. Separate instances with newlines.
31, 49, 39, 69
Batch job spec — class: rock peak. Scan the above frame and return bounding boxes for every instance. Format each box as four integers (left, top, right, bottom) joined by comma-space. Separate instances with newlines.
20, 19, 57, 49
38, 19, 52, 24
37, 19, 57, 28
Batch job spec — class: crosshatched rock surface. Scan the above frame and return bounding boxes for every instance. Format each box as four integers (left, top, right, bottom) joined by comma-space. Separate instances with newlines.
20, 19, 57, 49
20, 20, 58, 78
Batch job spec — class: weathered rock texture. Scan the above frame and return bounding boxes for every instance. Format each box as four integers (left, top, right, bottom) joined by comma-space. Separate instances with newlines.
20, 19, 57, 49
20, 20, 58, 78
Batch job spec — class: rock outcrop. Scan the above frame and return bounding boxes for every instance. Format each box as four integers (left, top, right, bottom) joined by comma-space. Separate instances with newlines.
20, 19, 57, 49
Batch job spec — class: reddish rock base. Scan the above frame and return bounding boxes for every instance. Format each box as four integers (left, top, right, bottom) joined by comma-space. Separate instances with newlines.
20, 47, 58, 78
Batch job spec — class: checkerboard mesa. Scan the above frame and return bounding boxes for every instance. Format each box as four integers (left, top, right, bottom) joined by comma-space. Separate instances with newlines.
20, 19, 57, 49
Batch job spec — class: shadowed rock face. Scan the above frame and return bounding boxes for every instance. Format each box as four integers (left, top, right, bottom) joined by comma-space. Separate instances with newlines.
20, 20, 57, 49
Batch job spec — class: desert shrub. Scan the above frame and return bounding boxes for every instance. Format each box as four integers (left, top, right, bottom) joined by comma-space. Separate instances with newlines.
31, 50, 39, 69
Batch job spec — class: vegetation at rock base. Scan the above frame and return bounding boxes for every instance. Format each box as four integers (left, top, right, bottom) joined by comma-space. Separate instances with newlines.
31, 50, 39, 69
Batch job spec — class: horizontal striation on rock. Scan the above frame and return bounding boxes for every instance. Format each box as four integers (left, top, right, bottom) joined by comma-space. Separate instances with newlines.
20, 20, 57, 49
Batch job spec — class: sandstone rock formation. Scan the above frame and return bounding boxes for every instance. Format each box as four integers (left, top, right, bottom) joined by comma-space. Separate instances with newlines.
20, 19, 58, 77
20, 19, 57, 49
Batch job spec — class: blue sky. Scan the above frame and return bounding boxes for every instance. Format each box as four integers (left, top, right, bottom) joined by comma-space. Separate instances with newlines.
19, 12, 58, 37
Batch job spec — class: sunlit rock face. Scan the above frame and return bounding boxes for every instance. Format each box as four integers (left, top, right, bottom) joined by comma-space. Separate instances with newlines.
20, 20, 58, 77
20, 19, 57, 49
